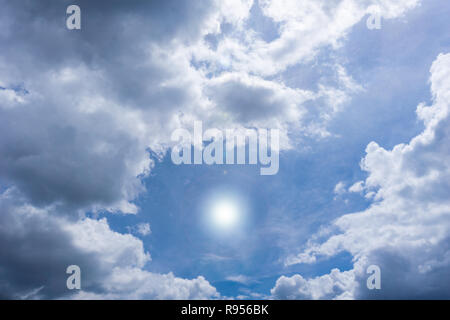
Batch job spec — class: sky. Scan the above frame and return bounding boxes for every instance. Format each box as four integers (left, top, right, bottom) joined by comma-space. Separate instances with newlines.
0, 0, 449, 299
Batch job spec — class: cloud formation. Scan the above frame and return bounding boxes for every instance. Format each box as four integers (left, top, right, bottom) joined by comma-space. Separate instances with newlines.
0, 0, 428, 299
0, 189, 218, 299
275, 53, 450, 299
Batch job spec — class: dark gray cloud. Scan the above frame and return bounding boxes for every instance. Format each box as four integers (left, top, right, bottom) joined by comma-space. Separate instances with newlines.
0, 190, 217, 299
0, 0, 221, 211
0, 102, 146, 209
0, 0, 230, 299
355, 244, 450, 299
0, 192, 107, 299
205, 74, 306, 124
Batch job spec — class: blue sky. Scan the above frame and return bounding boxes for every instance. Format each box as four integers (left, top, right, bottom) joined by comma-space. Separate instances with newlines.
1, 0, 450, 299
103, 0, 449, 298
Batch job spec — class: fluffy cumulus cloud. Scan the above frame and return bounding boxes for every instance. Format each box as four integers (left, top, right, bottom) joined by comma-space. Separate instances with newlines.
193, 0, 420, 76
0, 189, 218, 299
273, 53, 450, 299
271, 269, 355, 300
0, 0, 425, 299
73, 270, 218, 300
0, 0, 235, 299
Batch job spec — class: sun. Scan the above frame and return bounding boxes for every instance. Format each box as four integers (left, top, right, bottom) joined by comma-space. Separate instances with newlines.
201, 188, 249, 236
211, 200, 239, 229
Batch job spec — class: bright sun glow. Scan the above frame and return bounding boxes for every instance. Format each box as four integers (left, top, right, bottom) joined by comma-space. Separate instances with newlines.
211, 199, 240, 229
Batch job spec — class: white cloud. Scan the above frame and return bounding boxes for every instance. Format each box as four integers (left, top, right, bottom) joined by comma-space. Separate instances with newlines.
195, 0, 421, 76
73, 268, 218, 300
65, 218, 151, 269
271, 268, 355, 300
334, 181, 347, 195
0, 188, 218, 300
348, 181, 364, 193
276, 52, 450, 299
136, 223, 152, 236
0, 87, 25, 108
64, 214, 218, 299
225, 275, 254, 285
